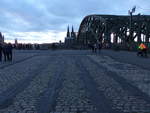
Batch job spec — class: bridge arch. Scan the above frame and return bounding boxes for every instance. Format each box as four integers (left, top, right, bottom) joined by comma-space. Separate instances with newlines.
77, 14, 150, 48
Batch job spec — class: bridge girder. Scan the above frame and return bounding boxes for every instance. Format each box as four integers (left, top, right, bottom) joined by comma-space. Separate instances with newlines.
77, 14, 150, 45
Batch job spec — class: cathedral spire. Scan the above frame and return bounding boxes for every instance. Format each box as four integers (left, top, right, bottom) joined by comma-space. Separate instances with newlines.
0, 32, 4, 44
72, 25, 74, 33
2, 35, 4, 43
67, 25, 70, 37
0, 32, 2, 38
71, 26, 76, 38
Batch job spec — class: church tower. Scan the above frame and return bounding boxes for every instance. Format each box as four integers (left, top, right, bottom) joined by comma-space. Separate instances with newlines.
66, 26, 70, 37
71, 26, 76, 38
0, 32, 4, 44
65, 25, 76, 47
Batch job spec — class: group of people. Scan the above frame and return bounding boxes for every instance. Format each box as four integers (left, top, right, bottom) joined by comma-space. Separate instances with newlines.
88, 41, 149, 57
0, 43, 13, 62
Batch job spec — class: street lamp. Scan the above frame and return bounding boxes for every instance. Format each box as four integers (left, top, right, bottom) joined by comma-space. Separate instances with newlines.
128, 6, 136, 42
128, 6, 136, 50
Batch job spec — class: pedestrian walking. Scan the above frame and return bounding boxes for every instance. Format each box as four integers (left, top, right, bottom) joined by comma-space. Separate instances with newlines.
3, 43, 7, 61
90, 43, 94, 52
0, 43, 2, 62
98, 42, 102, 53
7, 43, 13, 61
137, 43, 148, 57
2, 43, 13, 61
93, 43, 98, 53
88, 42, 94, 52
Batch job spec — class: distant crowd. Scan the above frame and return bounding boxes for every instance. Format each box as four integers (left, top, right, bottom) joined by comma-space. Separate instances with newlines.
0, 43, 13, 62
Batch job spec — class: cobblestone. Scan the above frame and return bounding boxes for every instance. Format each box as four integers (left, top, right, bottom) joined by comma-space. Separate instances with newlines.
0, 50, 38, 69
50, 56, 96, 113
0, 55, 47, 94
87, 55, 150, 112
0, 55, 55, 113
0, 50, 150, 113
90, 55, 150, 97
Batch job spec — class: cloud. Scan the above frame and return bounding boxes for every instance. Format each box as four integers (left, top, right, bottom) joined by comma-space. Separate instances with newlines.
4, 30, 66, 44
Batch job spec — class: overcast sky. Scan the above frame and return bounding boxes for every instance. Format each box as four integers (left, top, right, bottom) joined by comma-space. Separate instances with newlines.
0, 0, 149, 43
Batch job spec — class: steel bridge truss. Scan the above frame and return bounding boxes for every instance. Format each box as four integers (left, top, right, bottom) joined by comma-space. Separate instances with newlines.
77, 14, 150, 47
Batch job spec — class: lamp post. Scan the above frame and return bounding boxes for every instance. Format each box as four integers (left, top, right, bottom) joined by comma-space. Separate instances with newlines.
128, 6, 136, 50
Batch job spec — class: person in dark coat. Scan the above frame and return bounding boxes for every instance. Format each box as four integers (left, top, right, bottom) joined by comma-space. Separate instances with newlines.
88, 42, 94, 52
98, 42, 102, 53
2, 43, 13, 61
3, 43, 8, 61
7, 43, 13, 61
0, 43, 2, 62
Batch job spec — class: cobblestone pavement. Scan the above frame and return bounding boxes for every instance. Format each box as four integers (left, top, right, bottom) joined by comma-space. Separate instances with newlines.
0, 50, 38, 69
89, 55, 150, 99
49, 56, 97, 113
0, 50, 150, 113
82, 55, 150, 113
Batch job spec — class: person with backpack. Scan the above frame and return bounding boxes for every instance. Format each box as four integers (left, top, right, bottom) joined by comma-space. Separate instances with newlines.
137, 43, 148, 57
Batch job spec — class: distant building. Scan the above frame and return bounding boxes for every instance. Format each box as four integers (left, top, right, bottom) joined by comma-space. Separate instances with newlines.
15, 38, 18, 47
15, 38, 18, 45
0, 32, 4, 44
65, 26, 77, 47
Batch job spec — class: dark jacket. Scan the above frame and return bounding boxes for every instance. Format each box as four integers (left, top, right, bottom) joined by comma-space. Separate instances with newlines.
0, 44, 2, 53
